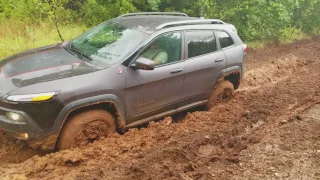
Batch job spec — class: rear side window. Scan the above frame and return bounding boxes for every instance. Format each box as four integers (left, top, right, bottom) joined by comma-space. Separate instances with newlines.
185, 31, 217, 58
215, 31, 234, 48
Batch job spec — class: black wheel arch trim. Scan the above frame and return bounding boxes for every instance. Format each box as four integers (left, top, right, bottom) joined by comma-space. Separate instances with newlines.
216, 65, 243, 81
51, 94, 126, 133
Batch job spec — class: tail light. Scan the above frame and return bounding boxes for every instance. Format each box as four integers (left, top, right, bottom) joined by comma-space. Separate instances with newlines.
243, 44, 248, 57
243, 44, 248, 72
244, 44, 248, 53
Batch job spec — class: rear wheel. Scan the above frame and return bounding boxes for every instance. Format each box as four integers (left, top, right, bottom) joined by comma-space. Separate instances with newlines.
56, 109, 116, 150
207, 80, 235, 110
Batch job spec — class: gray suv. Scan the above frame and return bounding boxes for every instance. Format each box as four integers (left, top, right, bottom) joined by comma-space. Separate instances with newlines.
0, 12, 247, 150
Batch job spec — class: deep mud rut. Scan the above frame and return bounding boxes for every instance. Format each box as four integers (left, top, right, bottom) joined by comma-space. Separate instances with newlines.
0, 37, 320, 180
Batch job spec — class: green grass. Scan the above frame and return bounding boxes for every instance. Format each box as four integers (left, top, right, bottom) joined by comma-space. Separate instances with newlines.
279, 27, 307, 44
0, 20, 86, 59
245, 41, 266, 49
245, 27, 311, 50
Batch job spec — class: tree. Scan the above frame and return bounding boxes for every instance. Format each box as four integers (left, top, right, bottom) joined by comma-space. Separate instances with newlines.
35, 0, 66, 41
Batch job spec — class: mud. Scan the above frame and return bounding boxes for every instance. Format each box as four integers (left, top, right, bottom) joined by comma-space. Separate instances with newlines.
0, 37, 320, 179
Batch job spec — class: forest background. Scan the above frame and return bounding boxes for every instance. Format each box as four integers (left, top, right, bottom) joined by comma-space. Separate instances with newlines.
0, 0, 319, 59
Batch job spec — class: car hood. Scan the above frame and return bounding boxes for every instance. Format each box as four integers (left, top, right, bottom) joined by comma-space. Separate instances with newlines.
0, 43, 99, 95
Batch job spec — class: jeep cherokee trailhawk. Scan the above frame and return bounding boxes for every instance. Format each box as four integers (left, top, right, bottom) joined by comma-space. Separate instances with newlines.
0, 12, 247, 150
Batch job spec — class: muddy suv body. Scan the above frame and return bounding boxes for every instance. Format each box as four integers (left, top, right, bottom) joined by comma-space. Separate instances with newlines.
0, 12, 247, 149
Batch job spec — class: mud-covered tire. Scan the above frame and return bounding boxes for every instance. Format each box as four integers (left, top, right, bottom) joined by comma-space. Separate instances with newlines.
207, 80, 235, 110
56, 109, 116, 150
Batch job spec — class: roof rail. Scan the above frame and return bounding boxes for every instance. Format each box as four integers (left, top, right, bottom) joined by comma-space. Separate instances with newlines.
118, 12, 188, 18
155, 19, 225, 30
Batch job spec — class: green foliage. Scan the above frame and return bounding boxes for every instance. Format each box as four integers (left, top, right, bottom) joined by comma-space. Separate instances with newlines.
279, 27, 306, 44
81, 0, 137, 26
0, 0, 319, 42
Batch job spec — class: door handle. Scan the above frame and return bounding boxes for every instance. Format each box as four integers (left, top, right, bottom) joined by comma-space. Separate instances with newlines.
170, 68, 183, 74
215, 58, 225, 62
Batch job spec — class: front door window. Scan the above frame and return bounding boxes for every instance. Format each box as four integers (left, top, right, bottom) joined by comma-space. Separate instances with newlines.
140, 32, 181, 66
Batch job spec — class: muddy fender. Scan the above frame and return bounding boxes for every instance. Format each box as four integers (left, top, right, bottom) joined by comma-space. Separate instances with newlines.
41, 94, 126, 149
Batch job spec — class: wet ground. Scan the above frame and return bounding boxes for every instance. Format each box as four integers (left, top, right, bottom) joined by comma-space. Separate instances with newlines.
0, 37, 320, 179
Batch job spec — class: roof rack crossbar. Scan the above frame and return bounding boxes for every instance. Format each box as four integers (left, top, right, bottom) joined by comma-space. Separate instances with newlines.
118, 12, 188, 18
155, 19, 225, 30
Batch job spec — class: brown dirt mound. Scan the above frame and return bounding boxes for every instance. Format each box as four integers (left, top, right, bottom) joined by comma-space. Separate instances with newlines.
0, 136, 47, 165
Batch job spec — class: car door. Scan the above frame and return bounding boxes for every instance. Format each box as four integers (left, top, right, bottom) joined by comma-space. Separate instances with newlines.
215, 30, 244, 68
125, 32, 185, 123
179, 30, 227, 106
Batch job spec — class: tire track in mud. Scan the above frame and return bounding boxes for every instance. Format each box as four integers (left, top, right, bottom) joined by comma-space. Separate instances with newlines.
234, 106, 320, 179
0, 37, 319, 179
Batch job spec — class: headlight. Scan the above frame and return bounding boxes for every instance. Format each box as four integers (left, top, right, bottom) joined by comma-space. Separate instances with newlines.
6, 92, 57, 102
6, 112, 24, 122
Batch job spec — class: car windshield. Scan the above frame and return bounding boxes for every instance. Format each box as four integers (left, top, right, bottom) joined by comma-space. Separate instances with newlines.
71, 22, 148, 66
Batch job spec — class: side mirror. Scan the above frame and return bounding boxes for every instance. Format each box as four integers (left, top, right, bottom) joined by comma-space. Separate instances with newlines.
131, 57, 155, 70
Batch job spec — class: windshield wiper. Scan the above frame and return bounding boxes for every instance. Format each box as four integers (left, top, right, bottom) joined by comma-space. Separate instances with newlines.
69, 43, 93, 61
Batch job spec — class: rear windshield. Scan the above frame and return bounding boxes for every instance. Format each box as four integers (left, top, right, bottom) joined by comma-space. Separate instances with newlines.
71, 22, 148, 66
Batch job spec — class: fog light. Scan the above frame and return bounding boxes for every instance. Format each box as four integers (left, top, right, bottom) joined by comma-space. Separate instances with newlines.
6, 112, 24, 122
17, 133, 29, 139
6, 132, 29, 140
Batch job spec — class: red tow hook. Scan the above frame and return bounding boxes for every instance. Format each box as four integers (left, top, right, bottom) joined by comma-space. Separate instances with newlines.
0, 128, 3, 134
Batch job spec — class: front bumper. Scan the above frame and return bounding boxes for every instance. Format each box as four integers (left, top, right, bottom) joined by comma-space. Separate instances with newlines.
0, 98, 64, 140
0, 106, 43, 139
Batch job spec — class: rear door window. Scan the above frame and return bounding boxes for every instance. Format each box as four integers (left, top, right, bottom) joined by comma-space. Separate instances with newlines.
215, 31, 234, 49
185, 31, 217, 58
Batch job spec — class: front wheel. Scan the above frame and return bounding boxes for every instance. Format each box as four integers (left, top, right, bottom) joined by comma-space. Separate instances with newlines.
56, 109, 116, 150
207, 80, 235, 110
